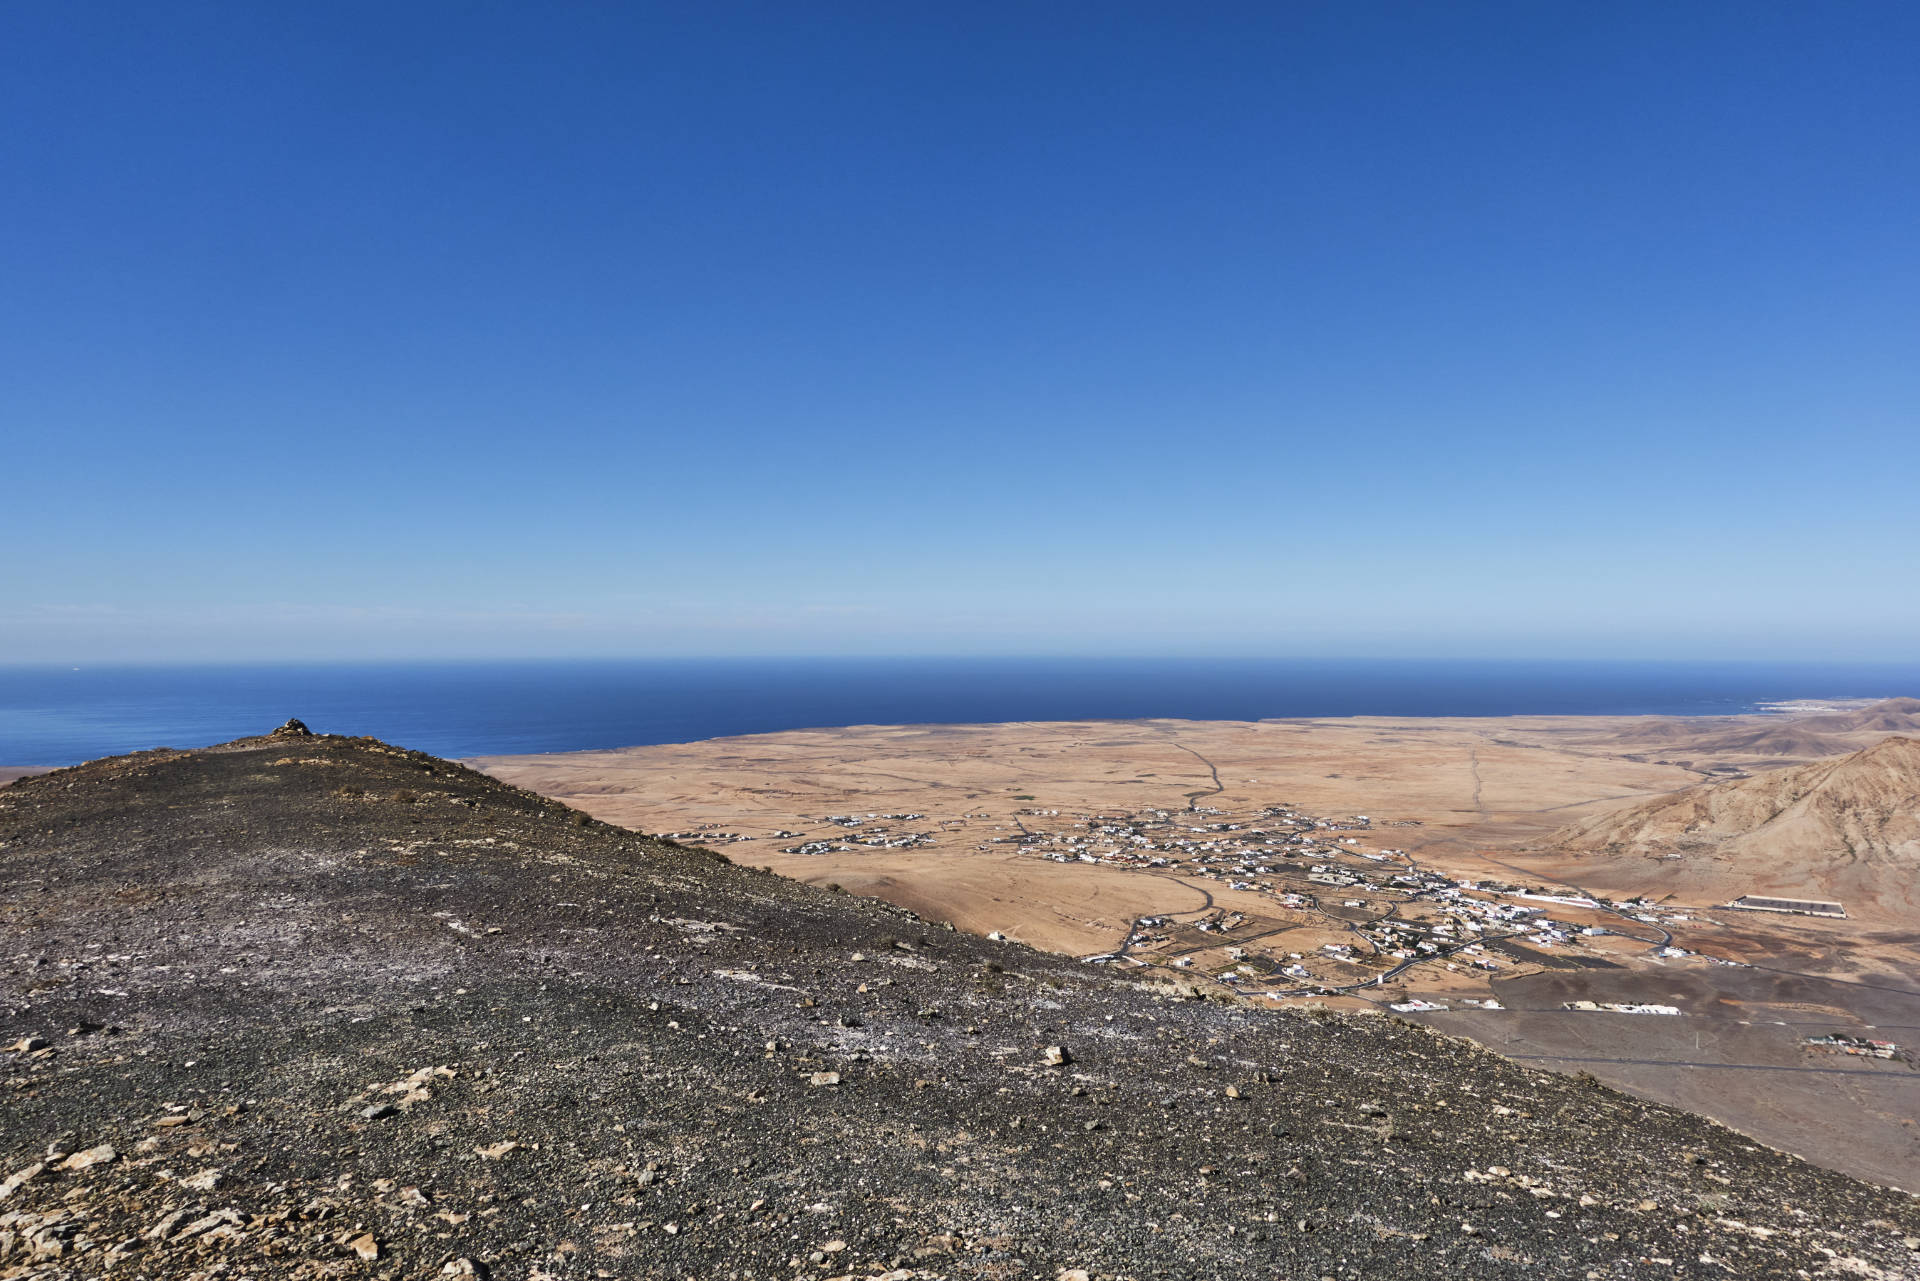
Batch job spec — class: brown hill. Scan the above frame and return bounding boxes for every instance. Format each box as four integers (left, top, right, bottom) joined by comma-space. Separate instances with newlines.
1683, 722, 1852, 761
1552, 736, 1920, 915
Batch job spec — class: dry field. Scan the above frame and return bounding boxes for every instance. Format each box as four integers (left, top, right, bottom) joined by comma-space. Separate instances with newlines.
474, 703, 1920, 1190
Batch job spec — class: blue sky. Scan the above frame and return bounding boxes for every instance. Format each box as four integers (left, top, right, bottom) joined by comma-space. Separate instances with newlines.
4, 3, 1916, 661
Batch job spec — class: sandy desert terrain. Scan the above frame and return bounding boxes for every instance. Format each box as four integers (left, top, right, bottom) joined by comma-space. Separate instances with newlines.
475, 700, 1920, 1189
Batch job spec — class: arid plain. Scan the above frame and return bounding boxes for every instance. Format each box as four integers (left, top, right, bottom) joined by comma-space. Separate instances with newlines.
475, 699, 1920, 1190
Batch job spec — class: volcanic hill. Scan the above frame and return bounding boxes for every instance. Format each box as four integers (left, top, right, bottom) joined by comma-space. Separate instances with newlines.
3, 726, 1917, 1279
1551, 735, 1920, 916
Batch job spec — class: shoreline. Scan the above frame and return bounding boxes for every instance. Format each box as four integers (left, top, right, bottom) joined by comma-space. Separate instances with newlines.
459, 694, 1892, 762
4, 655, 1913, 765
0, 696, 1895, 779
0, 696, 1891, 777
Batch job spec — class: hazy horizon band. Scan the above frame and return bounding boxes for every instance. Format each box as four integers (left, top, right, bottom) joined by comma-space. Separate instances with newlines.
3, 657, 1917, 768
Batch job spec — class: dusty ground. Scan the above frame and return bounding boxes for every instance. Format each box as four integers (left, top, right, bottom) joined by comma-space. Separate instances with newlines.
472, 716, 1709, 954
474, 705, 1920, 1192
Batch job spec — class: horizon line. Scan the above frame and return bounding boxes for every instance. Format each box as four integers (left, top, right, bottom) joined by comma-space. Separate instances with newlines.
4, 654, 1919, 669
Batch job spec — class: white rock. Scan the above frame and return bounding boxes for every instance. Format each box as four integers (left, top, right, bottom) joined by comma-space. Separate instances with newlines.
0, 1162, 44, 1203
57, 1144, 116, 1172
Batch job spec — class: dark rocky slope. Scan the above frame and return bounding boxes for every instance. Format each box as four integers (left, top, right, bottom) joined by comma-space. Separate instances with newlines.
2, 727, 1916, 1280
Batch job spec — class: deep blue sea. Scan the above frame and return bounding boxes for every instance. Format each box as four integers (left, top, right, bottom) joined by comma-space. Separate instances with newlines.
2, 658, 1918, 766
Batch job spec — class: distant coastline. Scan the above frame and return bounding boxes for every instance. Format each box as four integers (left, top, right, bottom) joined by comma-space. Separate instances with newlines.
3, 657, 1917, 768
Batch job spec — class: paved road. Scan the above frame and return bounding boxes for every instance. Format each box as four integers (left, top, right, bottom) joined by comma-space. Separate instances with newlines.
1736, 961, 1920, 1000
1507, 1053, 1917, 1079
1170, 742, 1224, 811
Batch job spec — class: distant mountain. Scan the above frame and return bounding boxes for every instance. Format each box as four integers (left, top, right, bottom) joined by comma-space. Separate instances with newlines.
1552, 736, 1920, 912
1799, 696, 1920, 734
5, 728, 1917, 1276
1584, 696, 1920, 771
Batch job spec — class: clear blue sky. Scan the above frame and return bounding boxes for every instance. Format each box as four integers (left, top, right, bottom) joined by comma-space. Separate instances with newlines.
4, 3, 1916, 661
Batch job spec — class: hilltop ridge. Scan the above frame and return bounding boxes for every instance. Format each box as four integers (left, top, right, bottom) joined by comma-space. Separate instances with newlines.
3, 728, 1918, 1279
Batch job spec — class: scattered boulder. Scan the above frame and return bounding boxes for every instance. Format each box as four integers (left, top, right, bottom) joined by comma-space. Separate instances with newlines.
144, 1207, 198, 1242
55, 1144, 115, 1172
0, 1163, 43, 1204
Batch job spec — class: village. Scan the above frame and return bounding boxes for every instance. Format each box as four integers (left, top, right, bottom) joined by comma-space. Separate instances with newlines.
982, 797, 1703, 1001
666, 792, 1714, 1005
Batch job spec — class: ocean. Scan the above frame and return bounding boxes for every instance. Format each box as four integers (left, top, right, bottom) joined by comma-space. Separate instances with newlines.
2, 657, 1917, 767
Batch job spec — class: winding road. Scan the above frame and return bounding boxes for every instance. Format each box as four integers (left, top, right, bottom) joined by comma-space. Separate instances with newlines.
1169, 742, 1225, 811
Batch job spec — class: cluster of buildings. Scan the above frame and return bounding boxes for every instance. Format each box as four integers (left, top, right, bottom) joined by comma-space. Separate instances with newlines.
1805, 1033, 1899, 1059
1727, 895, 1848, 919
822, 811, 927, 826
971, 796, 1676, 995
780, 812, 936, 854
660, 828, 752, 844
747, 790, 1720, 1004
